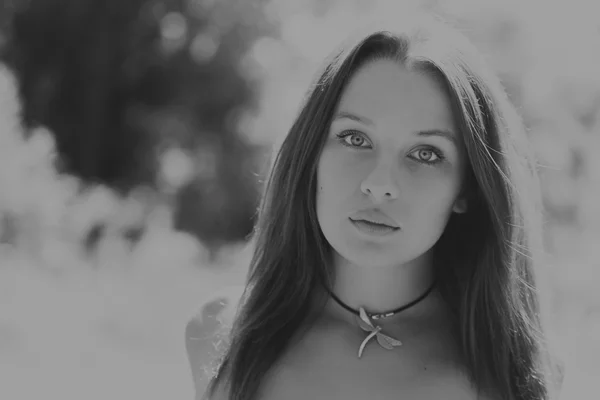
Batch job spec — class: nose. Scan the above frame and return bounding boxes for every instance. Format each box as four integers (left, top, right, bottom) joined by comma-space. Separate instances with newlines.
360, 163, 399, 202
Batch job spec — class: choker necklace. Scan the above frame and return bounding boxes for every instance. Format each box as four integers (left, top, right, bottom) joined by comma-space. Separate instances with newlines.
327, 281, 436, 358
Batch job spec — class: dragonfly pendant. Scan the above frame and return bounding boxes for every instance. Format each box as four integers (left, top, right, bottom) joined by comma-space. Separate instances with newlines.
355, 307, 402, 358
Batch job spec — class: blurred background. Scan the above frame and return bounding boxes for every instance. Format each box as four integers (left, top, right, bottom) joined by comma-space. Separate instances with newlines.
0, 0, 598, 399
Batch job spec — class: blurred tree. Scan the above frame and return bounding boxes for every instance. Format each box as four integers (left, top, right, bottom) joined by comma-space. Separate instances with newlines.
0, 0, 269, 252
0, 2, 9, 52
1, 0, 164, 188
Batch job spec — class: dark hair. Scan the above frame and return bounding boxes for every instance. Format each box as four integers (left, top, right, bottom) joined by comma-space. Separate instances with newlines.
206, 12, 559, 400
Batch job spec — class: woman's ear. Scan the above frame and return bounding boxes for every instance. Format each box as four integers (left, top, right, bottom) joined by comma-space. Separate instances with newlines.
452, 197, 467, 214
454, 176, 474, 214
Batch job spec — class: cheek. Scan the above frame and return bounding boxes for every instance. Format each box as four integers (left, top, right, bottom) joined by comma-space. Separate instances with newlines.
317, 151, 358, 199
316, 172, 340, 210
315, 158, 333, 212
406, 170, 462, 213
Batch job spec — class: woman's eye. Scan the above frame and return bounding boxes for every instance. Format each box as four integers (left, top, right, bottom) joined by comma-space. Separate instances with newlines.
409, 148, 444, 164
336, 131, 371, 148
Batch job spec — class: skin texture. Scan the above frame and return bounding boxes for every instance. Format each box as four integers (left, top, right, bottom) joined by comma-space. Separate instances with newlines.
251, 59, 480, 399
316, 59, 467, 324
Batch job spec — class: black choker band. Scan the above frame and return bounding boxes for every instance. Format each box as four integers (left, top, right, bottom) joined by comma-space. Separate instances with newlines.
324, 280, 437, 358
326, 280, 436, 321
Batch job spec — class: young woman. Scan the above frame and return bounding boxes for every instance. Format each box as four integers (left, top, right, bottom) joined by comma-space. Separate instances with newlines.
186, 12, 562, 400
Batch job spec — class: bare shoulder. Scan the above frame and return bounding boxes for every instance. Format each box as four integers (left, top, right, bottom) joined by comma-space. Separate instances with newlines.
431, 367, 500, 400
185, 285, 244, 399
186, 285, 244, 331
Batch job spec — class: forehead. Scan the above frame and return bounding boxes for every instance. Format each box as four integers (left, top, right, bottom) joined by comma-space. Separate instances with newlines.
336, 59, 456, 132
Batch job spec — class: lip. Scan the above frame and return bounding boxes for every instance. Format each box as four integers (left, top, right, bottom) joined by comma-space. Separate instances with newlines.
350, 219, 399, 237
349, 208, 400, 229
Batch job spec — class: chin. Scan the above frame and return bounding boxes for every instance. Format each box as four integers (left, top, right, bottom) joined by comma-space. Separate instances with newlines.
339, 238, 436, 269
338, 248, 408, 269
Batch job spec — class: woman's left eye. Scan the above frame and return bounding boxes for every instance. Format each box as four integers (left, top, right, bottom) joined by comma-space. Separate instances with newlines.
409, 148, 444, 164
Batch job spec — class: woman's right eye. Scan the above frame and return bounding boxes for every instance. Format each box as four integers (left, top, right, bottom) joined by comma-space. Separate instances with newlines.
335, 131, 372, 149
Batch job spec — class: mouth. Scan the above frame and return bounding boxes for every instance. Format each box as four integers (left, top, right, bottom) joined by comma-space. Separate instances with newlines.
349, 218, 400, 236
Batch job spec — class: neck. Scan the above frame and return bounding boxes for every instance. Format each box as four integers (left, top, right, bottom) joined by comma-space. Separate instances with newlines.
321, 251, 439, 327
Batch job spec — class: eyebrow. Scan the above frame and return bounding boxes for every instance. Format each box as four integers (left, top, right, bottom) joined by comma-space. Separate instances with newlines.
334, 111, 374, 126
417, 128, 458, 146
333, 111, 458, 145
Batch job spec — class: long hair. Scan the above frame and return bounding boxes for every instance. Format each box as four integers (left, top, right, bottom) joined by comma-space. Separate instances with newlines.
206, 13, 559, 400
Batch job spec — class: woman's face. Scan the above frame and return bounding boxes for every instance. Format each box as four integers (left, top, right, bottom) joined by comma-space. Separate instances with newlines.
316, 59, 468, 269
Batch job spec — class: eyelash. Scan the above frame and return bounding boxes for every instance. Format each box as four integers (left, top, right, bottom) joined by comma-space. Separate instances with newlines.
409, 147, 445, 166
334, 130, 446, 166
335, 130, 372, 149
